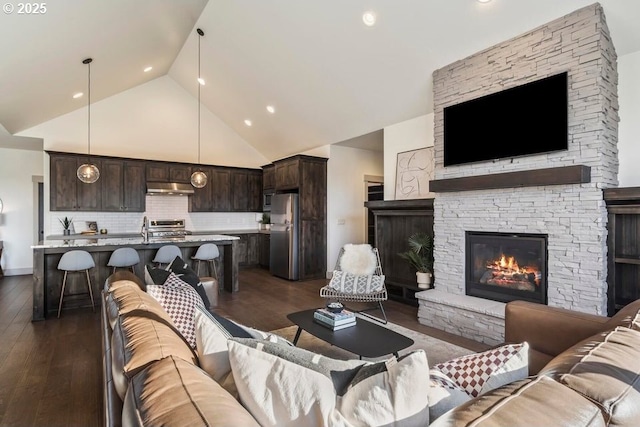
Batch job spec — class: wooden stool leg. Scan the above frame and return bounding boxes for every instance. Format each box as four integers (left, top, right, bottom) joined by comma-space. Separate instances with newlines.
58, 271, 68, 318
130, 265, 136, 274
195, 260, 201, 276
86, 269, 95, 312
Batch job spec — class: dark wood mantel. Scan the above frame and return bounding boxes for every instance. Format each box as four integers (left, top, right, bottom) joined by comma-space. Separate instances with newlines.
429, 165, 591, 193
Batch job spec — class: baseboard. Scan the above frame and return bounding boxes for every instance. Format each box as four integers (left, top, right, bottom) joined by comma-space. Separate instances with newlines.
3, 267, 33, 276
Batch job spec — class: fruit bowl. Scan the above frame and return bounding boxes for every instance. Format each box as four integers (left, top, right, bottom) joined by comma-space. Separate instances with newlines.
326, 302, 344, 313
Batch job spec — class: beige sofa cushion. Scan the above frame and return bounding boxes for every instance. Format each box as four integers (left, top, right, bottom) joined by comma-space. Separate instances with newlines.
111, 310, 197, 400
105, 282, 173, 330
122, 355, 259, 427
430, 376, 606, 427
540, 326, 640, 426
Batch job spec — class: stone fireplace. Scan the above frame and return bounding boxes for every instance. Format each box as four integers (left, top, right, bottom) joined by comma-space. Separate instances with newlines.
466, 232, 547, 305
416, 4, 619, 345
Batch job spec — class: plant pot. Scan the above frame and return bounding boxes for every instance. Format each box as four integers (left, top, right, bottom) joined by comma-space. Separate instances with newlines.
416, 272, 432, 289
63, 229, 71, 236
265, 224, 271, 230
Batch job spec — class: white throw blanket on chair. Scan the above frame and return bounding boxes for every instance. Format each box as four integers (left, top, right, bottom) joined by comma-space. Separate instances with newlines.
339, 244, 377, 275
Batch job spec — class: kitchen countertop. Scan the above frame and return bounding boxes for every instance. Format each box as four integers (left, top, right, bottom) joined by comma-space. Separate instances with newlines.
46, 229, 269, 240
33, 234, 240, 249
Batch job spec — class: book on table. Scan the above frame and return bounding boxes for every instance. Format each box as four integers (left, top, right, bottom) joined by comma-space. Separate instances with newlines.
315, 308, 356, 321
313, 316, 356, 331
313, 310, 357, 329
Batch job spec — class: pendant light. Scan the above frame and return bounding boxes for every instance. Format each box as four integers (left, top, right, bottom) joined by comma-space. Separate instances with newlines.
77, 58, 100, 184
191, 28, 207, 189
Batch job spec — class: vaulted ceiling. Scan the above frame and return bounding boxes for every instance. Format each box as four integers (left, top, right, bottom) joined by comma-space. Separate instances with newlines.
2, 0, 640, 159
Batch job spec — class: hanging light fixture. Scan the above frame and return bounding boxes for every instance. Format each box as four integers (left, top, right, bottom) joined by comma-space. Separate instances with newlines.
77, 58, 100, 184
191, 28, 207, 189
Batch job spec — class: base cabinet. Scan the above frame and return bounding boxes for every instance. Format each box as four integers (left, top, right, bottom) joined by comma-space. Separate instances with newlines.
236, 234, 261, 267
260, 233, 270, 269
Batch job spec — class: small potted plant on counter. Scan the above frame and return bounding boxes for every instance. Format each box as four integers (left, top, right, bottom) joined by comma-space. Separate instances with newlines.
59, 216, 73, 236
398, 232, 434, 289
260, 212, 271, 230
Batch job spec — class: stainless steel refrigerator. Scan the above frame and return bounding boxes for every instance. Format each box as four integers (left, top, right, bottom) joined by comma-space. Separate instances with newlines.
270, 193, 299, 280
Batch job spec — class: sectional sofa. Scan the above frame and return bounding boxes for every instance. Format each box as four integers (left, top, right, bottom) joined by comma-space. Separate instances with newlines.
102, 270, 640, 426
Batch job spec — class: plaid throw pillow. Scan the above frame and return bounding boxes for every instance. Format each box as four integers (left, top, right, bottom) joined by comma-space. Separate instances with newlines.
328, 270, 385, 294
431, 342, 529, 398
147, 273, 205, 349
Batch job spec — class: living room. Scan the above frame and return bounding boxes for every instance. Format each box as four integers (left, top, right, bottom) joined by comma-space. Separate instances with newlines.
2, 1, 640, 426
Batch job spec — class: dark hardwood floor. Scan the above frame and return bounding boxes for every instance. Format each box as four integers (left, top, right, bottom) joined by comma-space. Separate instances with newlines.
0, 268, 488, 426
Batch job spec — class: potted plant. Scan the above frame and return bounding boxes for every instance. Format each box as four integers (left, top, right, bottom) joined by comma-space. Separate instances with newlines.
398, 232, 434, 289
261, 212, 271, 230
59, 216, 73, 235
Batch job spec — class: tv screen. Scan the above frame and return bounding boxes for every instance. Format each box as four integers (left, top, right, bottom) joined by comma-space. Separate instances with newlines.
443, 72, 568, 167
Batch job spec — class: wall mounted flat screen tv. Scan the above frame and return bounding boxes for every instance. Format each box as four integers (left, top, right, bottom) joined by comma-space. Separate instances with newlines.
443, 72, 568, 167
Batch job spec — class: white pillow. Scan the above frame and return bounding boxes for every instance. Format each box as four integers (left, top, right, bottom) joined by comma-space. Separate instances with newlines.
428, 370, 472, 420
339, 243, 377, 275
328, 270, 385, 294
227, 338, 430, 427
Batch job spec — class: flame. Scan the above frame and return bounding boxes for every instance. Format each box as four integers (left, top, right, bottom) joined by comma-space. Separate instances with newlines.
486, 253, 540, 286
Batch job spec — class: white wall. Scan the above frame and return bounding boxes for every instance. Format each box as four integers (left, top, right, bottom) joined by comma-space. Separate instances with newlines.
618, 50, 640, 187
383, 114, 434, 200
326, 145, 383, 273
20, 75, 269, 168
0, 148, 44, 275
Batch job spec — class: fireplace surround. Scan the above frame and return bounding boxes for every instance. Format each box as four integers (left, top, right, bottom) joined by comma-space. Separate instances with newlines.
466, 231, 547, 305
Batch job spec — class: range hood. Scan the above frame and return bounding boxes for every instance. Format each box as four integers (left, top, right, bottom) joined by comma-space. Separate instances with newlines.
146, 182, 195, 196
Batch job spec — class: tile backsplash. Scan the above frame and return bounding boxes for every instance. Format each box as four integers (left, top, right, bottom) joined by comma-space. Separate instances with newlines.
47, 195, 261, 236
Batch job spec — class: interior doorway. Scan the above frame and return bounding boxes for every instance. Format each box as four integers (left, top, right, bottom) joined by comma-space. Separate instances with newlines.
32, 175, 44, 244
364, 175, 384, 245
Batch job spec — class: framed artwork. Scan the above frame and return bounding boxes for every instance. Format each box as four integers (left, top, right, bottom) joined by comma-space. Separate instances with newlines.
395, 147, 434, 200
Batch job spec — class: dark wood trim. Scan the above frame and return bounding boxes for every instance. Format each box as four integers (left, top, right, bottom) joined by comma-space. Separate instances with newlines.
365, 199, 434, 211
604, 187, 640, 204
429, 165, 591, 193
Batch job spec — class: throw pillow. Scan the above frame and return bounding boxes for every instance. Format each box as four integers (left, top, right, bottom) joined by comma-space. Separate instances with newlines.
328, 269, 385, 294
339, 243, 377, 275
428, 369, 472, 420
194, 306, 292, 389
166, 256, 211, 309
431, 342, 529, 398
227, 338, 430, 427
147, 273, 205, 349
143, 264, 171, 288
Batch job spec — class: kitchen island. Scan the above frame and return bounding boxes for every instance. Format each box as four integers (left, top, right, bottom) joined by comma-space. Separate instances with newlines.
32, 235, 240, 321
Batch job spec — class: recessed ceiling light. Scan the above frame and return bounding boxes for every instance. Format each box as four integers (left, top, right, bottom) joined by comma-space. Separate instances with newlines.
73, 92, 83, 99
244, 119, 253, 127
362, 11, 376, 26
143, 66, 153, 73
477, 0, 492, 3
266, 105, 275, 114
197, 77, 206, 86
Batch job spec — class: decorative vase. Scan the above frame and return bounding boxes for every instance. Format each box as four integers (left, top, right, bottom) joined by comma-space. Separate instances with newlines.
416, 272, 432, 289
63, 229, 71, 236
265, 224, 271, 230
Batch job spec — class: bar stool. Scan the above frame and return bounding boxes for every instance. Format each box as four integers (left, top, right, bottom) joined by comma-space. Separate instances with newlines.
57, 250, 95, 318
107, 248, 140, 274
191, 243, 220, 281
152, 245, 182, 267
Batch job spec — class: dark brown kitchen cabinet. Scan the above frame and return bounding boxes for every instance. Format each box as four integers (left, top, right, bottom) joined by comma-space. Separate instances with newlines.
101, 159, 145, 212
275, 158, 299, 190
262, 164, 275, 191
170, 164, 192, 183
236, 233, 261, 267
189, 166, 213, 212
260, 233, 270, 269
50, 153, 102, 211
231, 170, 262, 212
211, 168, 231, 211
146, 162, 170, 182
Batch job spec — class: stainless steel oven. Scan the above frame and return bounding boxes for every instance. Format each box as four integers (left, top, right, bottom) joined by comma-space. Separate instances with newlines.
263, 191, 275, 212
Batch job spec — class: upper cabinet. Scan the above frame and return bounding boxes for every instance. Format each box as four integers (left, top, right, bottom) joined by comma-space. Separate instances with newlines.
101, 159, 146, 212
189, 167, 260, 213
262, 164, 275, 191
146, 162, 191, 183
275, 158, 300, 190
231, 169, 262, 212
50, 154, 102, 211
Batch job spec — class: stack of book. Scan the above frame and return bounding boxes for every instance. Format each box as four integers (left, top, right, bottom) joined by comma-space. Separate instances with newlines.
313, 308, 356, 330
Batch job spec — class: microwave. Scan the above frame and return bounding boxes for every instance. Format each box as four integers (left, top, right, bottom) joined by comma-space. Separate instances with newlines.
263, 191, 275, 211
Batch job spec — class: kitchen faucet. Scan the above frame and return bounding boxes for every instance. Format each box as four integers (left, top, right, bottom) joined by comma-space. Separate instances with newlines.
141, 216, 149, 242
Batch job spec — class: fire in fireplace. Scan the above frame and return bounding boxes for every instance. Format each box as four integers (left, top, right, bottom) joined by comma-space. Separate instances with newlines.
466, 231, 547, 305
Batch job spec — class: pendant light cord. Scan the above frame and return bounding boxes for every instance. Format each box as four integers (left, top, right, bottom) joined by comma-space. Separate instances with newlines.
197, 29, 202, 165
86, 58, 92, 162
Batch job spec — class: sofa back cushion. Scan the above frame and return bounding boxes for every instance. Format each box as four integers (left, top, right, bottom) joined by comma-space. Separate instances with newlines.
539, 326, 640, 426
105, 281, 173, 330
122, 355, 259, 427
111, 310, 197, 400
430, 376, 606, 427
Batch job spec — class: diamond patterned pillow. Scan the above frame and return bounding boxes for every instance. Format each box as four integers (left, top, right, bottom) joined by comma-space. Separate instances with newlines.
429, 369, 472, 420
147, 273, 205, 349
328, 270, 385, 294
431, 342, 529, 398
